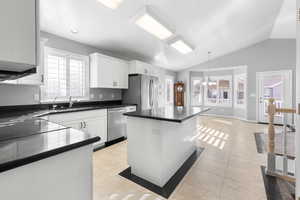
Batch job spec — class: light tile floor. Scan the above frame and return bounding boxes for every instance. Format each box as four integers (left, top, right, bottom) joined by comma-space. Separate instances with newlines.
93, 116, 268, 200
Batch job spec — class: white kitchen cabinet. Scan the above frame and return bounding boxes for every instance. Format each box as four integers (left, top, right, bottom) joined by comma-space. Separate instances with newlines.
47, 109, 108, 147
1, 36, 46, 86
0, 0, 38, 69
129, 60, 152, 75
129, 60, 161, 77
82, 117, 107, 147
90, 53, 129, 89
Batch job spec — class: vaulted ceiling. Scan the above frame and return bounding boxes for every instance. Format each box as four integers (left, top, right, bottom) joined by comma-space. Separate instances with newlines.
40, 0, 295, 71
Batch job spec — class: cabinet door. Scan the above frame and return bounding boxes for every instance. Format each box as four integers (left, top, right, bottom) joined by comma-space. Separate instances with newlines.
99, 56, 114, 88
0, 0, 37, 65
83, 117, 107, 146
113, 60, 128, 89
90, 54, 113, 88
137, 61, 151, 75
91, 53, 129, 89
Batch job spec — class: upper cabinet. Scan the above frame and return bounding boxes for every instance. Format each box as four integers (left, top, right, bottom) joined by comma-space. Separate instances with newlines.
129, 60, 160, 77
0, 0, 39, 68
90, 53, 129, 89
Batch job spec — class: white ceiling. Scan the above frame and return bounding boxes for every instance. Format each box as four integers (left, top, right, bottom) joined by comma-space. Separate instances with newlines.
40, 0, 289, 71
271, 0, 296, 38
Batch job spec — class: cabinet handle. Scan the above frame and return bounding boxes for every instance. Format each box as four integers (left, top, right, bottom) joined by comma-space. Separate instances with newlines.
80, 122, 83, 129
84, 122, 87, 128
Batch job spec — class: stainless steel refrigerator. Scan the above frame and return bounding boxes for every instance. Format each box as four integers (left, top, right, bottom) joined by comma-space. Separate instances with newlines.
123, 74, 159, 111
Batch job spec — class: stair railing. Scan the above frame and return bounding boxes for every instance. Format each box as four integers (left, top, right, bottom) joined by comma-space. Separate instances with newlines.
266, 98, 296, 182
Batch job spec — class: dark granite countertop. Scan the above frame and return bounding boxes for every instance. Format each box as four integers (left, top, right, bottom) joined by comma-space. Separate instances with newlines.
0, 101, 136, 122
0, 101, 135, 173
124, 106, 210, 123
0, 122, 99, 173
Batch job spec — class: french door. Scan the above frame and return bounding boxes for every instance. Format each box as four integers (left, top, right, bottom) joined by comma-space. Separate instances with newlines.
257, 70, 293, 124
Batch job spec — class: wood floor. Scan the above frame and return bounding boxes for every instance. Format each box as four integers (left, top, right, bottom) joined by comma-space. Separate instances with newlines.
93, 116, 268, 200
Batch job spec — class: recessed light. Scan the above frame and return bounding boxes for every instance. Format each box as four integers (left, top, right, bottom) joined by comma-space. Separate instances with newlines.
170, 40, 193, 54
134, 6, 173, 40
70, 28, 78, 34
97, 0, 123, 9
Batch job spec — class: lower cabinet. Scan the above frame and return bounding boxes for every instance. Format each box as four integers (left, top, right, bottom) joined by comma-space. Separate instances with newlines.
47, 109, 107, 148
81, 117, 107, 148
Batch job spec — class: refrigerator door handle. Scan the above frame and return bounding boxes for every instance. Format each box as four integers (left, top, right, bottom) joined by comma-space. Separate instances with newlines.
149, 79, 151, 108
150, 79, 153, 108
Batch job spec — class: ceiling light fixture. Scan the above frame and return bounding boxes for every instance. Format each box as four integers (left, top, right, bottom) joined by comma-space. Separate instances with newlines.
133, 6, 173, 40
170, 39, 193, 54
97, 0, 123, 9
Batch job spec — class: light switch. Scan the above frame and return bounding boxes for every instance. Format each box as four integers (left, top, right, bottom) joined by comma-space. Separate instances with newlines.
90, 94, 95, 99
99, 94, 103, 100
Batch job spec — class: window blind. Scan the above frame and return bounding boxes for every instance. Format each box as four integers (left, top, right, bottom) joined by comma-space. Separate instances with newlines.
42, 47, 89, 101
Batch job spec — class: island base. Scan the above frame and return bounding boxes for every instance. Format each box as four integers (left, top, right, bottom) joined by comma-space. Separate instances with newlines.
127, 116, 199, 188
120, 147, 204, 198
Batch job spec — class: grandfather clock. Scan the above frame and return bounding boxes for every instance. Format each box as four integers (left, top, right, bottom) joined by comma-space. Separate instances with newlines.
174, 82, 184, 107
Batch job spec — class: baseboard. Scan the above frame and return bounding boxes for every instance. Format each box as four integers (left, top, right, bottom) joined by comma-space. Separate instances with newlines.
105, 137, 126, 147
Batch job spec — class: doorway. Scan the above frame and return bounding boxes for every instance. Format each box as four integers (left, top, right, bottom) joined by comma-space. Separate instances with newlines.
257, 70, 293, 124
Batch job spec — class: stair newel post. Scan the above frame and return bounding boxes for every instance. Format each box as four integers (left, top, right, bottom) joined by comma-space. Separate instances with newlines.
266, 98, 276, 175
268, 98, 276, 153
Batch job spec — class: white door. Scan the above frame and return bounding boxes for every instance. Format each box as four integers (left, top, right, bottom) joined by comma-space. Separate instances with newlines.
165, 76, 174, 106
190, 77, 203, 106
257, 70, 293, 124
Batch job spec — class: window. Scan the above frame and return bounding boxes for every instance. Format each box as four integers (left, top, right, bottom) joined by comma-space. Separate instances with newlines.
234, 73, 246, 108
165, 76, 174, 105
204, 75, 232, 107
191, 77, 202, 106
42, 47, 89, 101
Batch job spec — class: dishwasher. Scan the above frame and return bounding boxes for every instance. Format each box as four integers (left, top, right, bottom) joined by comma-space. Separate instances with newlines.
107, 107, 127, 142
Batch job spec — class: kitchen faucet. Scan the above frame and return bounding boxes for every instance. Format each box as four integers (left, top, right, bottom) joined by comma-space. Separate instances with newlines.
69, 96, 74, 108
52, 97, 58, 110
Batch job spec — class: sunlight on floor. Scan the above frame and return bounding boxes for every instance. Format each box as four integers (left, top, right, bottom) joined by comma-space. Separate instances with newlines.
108, 193, 162, 200
212, 119, 233, 125
197, 125, 229, 150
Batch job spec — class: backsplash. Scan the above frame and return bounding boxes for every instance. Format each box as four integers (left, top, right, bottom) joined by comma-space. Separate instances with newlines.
90, 88, 122, 101
0, 83, 122, 106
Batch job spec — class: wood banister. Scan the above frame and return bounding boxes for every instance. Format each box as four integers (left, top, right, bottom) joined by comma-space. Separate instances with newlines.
275, 108, 296, 114
267, 98, 296, 153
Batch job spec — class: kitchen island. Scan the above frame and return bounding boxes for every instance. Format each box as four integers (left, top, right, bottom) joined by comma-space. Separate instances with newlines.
123, 106, 209, 195
0, 118, 100, 200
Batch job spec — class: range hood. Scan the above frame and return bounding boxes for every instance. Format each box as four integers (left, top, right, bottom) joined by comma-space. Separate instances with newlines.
0, 60, 36, 82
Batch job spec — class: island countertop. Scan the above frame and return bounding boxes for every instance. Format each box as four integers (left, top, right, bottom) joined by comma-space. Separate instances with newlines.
124, 106, 210, 123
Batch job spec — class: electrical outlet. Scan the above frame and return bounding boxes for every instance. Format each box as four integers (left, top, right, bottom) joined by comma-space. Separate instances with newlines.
111, 93, 115, 99
99, 94, 103, 100
90, 94, 95, 99
34, 94, 40, 101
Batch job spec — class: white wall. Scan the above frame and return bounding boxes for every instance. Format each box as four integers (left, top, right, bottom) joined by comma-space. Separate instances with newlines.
295, 1, 300, 198
177, 39, 296, 121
